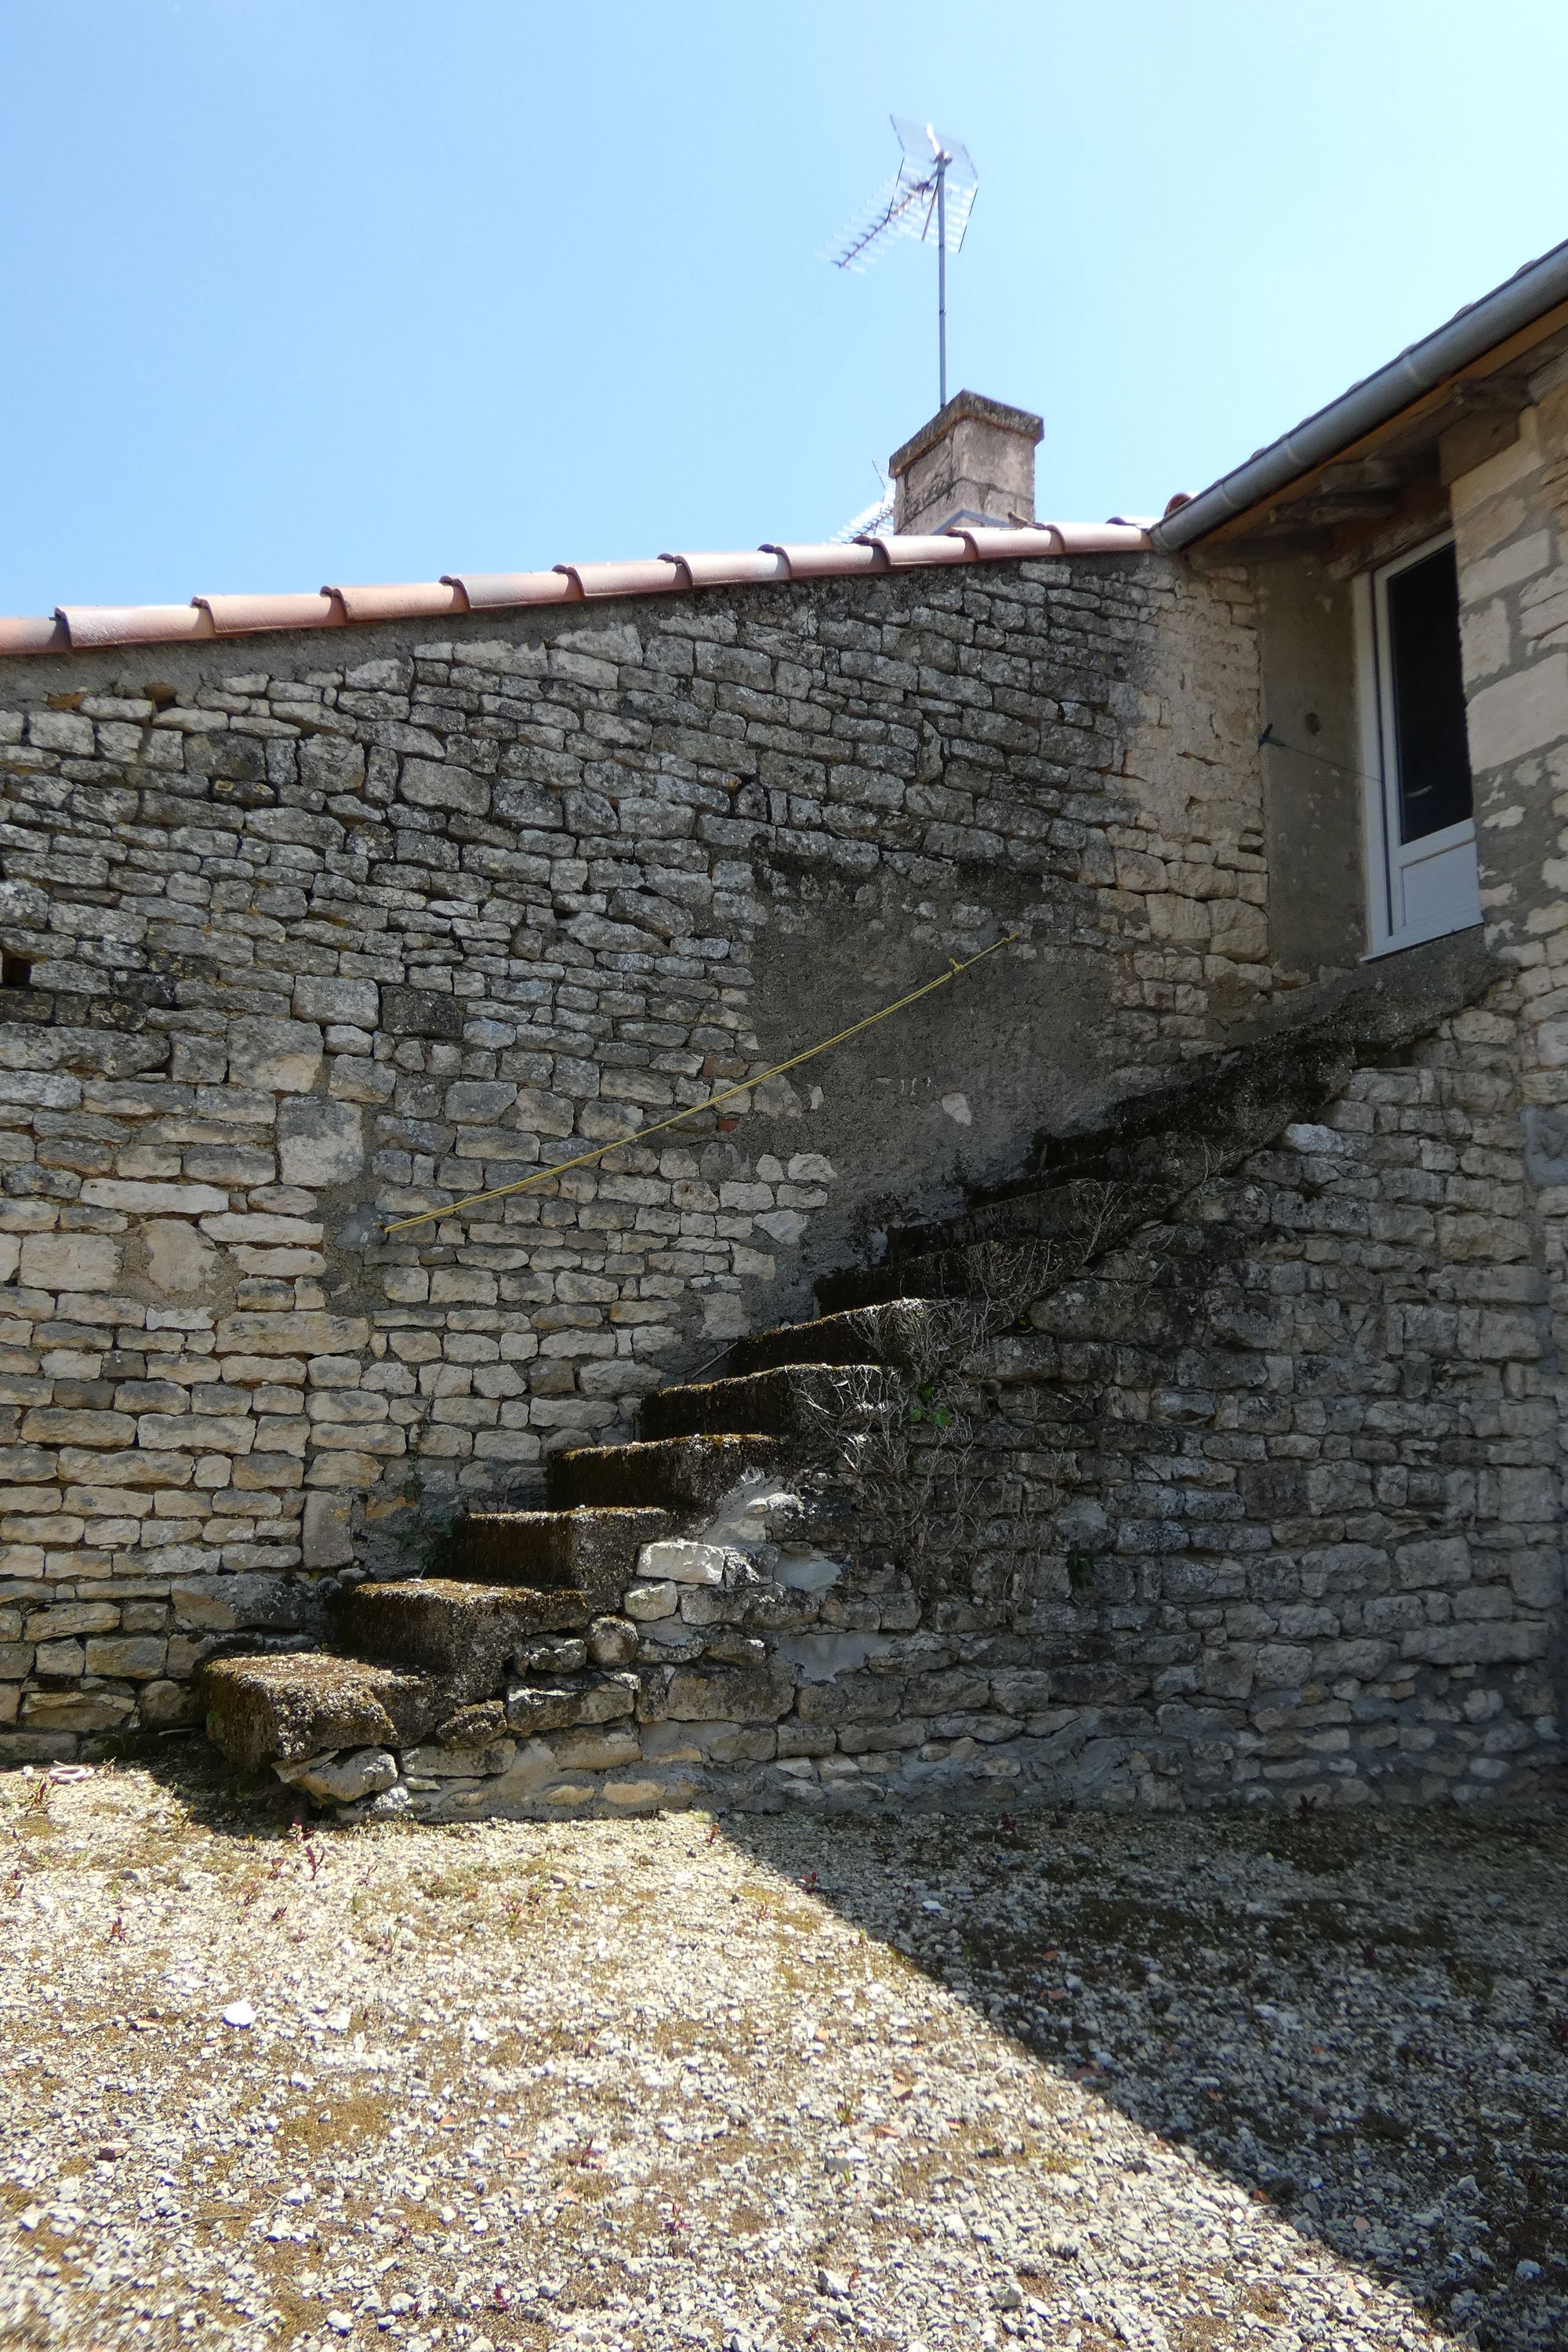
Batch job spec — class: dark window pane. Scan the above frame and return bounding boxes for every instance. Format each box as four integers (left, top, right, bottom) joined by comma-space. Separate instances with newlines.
1387, 542, 1472, 844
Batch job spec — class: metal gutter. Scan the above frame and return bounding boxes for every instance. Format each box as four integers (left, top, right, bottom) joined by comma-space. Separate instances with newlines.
1152, 233, 1568, 551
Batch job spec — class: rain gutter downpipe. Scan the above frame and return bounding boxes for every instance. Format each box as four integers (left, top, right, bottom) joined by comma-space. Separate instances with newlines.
1151, 233, 1568, 553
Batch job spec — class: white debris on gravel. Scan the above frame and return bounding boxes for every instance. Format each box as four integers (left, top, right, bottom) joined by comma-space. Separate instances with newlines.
0, 1753, 1564, 2351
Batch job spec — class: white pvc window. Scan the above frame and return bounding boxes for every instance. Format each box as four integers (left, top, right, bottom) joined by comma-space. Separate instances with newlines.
1356, 529, 1481, 956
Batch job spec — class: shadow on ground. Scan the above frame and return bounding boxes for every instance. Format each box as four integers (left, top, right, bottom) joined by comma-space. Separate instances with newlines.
713, 1798, 1568, 2351
129, 1737, 1568, 2350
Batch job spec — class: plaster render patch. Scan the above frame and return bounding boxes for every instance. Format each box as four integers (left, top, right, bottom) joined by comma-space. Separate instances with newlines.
143, 1220, 218, 1294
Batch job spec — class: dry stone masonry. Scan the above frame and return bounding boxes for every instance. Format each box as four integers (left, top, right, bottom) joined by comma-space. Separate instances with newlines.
0, 522, 1560, 1813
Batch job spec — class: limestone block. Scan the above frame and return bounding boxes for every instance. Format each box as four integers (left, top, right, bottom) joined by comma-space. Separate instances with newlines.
216, 1312, 370, 1356
1396, 1536, 1472, 1591
1402, 1621, 1548, 1666
140, 1412, 253, 1453
84, 1637, 166, 1679
278, 1099, 365, 1188
293, 976, 379, 1029
380, 985, 464, 1041
22, 1687, 134, 1733
401, 1740, 515, 1777
637, 1539, 724, 1585
624, 1580, 678, 1620
600, 1777, 666, 1810
665, 1664, 791, 1722
139, 1678, 201, 1728
1510, 1552, 1563, 1610
546, 1726, 640, 1769
302, 1492, 355, 1570
278, 1748, 397, 1804
58, 1446, 195, 1490
18, 1233, 122, 1292
434, 1701, 506, 1748
35, 1639, 85, 1675
24, 1602, 118, 1640
227, 1018, 324, 1095
1465, 652, 1568, 770
82, 1180, 228, 1215
399, 757, 489, 816
170, 1575, 315, 1633
22, 1408, 136, 1447
586, 1617, 638, 1667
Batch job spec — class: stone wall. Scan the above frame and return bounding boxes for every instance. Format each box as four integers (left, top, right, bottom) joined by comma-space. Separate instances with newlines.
240, 957, 1566, 1825
0, 553, 1268, 1755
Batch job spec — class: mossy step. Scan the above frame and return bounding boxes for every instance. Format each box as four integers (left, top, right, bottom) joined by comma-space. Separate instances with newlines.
339, 1577, 596, 1698
201, 1650, 446, 1771
639, 1363, 891, 1443
443, 1504, 670, 1589
720, 1300, 951, 1378
816, 1243, 1007, 1316
547, 1432, 784, 1512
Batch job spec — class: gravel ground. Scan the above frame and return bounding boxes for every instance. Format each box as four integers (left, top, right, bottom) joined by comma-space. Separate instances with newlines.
1, 1751, 1564, 2352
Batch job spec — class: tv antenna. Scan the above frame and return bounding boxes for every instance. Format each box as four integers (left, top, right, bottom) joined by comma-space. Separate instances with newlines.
825, 115, 978, 409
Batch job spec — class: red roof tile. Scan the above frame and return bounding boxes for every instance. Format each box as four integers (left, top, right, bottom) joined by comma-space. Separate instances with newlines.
443, 570, 576, 610
0, 522, 1152, 658
194, 591, 343, 634
328, 581, 468, 624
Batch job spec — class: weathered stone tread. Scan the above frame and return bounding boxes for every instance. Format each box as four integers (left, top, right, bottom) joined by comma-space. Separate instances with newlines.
201, 1651, 445, 1770
546, 1433, 783, 1512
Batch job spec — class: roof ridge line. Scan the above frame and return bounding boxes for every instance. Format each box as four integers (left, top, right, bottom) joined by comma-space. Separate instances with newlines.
0, 522, 1151, 659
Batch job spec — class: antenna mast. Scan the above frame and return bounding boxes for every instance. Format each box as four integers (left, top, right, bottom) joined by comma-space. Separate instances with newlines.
824, 115, 978, 410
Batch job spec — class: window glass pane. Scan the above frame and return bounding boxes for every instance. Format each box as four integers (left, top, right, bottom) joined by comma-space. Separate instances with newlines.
1387, 542, 1472, 844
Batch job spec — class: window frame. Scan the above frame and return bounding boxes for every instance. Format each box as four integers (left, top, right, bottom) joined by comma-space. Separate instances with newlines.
1354, 526, 1480, 960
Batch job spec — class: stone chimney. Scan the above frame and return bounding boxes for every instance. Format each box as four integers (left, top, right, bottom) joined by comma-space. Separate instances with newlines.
887, 390, 1044, 535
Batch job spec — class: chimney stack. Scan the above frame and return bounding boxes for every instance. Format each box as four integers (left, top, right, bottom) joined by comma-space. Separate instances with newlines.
887, 390, 1044, 535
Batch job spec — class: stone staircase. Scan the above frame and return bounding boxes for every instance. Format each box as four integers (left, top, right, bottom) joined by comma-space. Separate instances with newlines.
199, 929, 1497, 1818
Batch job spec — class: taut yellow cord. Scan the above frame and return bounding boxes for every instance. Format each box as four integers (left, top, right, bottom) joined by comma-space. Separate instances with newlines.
379, 932, 1018, 1238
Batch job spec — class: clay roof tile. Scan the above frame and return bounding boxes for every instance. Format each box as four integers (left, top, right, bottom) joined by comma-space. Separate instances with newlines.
443, 571, 579, 610
554, 557, 686, 598
761, 542, 889, 579
194, 591, 343, 635
59, 603, 215, 648
660, 550, 792, 589
325, 581, 468, 625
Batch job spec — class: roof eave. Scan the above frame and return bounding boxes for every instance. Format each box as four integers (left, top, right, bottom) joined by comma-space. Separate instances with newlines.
1152, 234, 1568, 554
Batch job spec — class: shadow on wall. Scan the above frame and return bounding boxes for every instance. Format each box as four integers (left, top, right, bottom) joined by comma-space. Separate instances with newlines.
709, 1801, 1567, 2352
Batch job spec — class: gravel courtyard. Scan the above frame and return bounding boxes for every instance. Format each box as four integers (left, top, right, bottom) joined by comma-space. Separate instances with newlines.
1, 1754, 1564, 2352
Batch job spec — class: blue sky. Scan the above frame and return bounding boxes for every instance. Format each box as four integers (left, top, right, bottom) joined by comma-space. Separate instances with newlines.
3, 0, 1566, 614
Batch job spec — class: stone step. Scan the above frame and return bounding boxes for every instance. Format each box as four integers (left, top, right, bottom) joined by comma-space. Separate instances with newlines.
338, 1577, 599, 1700
443, 1504, 670, 1590
721, 1300, 951, 1377
639, 1363, 891, 1443
816, 1242, 1005, 1316
816, 1038, 1358, 1318
201, 1650, 447, 1771
546, 1432, 783, 1513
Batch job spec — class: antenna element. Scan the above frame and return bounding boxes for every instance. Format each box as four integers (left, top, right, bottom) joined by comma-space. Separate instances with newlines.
824, 115, 978, 408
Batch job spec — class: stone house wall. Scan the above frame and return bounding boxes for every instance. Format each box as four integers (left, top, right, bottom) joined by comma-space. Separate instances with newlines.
0, 553, 1269, 1756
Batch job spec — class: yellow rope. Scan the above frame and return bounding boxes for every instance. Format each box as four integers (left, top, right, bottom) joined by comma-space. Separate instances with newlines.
379, 932, 1018, 1237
